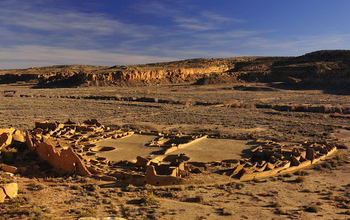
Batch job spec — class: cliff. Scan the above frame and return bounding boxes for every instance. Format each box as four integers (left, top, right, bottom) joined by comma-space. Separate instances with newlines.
1, 50, 350, 88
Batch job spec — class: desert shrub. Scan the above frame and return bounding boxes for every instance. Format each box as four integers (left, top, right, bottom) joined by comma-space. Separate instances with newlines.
282, 173, 292, 178
140, 194, 159, 206
321, 162, 333, 169
292, 176, 305, 183
79, 207, 97, 217
293, 170, 309, 176
217, 208, 233, 216
304, 205, 320, 213
270, 202, 282, 208
183, 195, 203, 203
26, 183, 46, 191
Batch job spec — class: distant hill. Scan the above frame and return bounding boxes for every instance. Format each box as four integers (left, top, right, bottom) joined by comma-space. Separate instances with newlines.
1, 50, 350, 88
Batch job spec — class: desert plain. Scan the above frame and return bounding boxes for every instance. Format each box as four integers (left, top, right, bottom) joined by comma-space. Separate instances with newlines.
0, 50, 350, 219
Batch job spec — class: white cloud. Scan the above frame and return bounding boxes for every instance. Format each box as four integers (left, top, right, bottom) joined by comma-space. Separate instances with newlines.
176, 22, 216, 31
132, 0, 180, 17
0, 8, 149, 37
134, 0, 241, 31
173, 11, 241, 31
0, 45, 178, 69
1, 0, 347, 68
243, 34, 350, 55
197, 30, 261, 40
200, 11, 244, 23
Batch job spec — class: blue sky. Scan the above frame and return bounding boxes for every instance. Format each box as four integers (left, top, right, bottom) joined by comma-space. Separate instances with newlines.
0, 0, 349, 69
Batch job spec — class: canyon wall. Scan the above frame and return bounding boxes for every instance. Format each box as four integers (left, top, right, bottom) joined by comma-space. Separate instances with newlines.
1, 50, 350, 88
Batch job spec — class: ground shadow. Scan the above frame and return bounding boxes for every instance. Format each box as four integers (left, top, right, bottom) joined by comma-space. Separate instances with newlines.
268, 82, 350, 95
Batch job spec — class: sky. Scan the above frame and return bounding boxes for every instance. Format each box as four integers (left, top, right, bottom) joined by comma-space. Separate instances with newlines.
0, 0, 350, 69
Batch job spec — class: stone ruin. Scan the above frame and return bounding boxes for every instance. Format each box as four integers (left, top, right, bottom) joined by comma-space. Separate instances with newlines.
0, 128, 22, 203
24, 120, 202, 185
0, 120, 338, 203
214, 140, 337, 181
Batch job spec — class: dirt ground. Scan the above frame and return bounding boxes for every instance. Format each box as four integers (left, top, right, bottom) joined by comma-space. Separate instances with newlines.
0, 82, 350, 219
95, 135, 158, 162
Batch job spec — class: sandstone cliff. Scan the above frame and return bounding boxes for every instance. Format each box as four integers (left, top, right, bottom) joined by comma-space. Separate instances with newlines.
1, 50, 350, 88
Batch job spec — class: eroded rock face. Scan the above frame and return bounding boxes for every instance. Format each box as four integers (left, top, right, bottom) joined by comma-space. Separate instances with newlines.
27, 134, 91, 176
2, 50, 350, 88
37, 66, 230, 87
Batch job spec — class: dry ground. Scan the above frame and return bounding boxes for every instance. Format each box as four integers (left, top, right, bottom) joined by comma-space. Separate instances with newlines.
0, 82, 350, 219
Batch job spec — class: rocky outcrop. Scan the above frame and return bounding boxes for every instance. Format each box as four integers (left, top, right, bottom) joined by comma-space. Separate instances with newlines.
36, 65, 230, 87
1, 50, 350, 88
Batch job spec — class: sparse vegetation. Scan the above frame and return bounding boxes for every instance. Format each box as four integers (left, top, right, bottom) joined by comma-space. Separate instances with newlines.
293, 170, 309, 176
292, 176, 305, 183
26, 183, 45, 191
139, 194, 159, 206
217, 208, 233, 216
183, 195, 204, 203
281, 173, 292, 178
79, 207, 97, 218
1, 50, 350, 219
0, 196, 46, 219
304, 205, 320, 213
274, 207, 289, 215
268, 202, 282, 208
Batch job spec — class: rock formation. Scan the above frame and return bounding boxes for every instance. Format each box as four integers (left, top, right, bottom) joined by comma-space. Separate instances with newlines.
1, 50, 350, 88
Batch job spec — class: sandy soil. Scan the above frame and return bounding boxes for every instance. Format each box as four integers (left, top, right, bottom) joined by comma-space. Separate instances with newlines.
0, 82, 350, 219
171, 138, 250, 162
96, 135, 158, 162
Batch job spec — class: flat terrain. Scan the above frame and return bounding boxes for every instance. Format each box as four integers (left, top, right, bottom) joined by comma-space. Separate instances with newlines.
1, 81, 350, 219
1, 82, 350, 142
170, 138, 250, 162
96, 135, 158, 162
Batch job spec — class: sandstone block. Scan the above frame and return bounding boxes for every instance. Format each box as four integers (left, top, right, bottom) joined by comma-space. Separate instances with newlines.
0, 163, 17, 174
12, 130, 26, 142
0, 188, 6, 203
2, 183, 18, 198
0, 132, 13, 149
